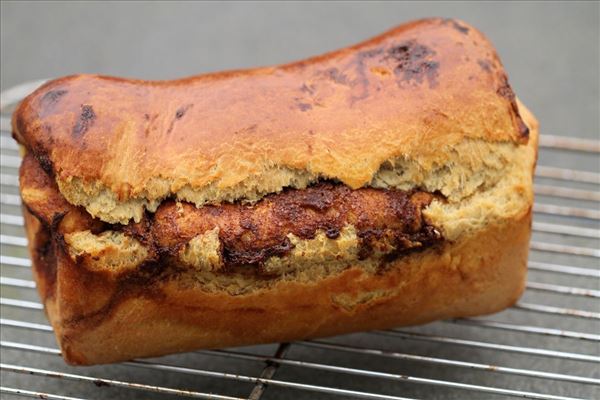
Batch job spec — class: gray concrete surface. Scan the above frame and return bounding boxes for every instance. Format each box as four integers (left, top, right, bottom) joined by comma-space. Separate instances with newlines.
1, 2, 598, 400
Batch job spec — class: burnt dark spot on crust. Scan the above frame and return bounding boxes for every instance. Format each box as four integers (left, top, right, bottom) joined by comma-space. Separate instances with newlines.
478, 59, 492, 73
80, 105, 95, 123
516, 118, 530, 139
175, 104, 193, 119
35, 151, 54, 176
380, 225, 442, 264
41, 89, 68, 107
234, 124, 258, 135
359, 48, 385, 59
324, 67, 350, 85
441, 18, 470, 34
325, 228, 340, 239
296, 82, 320, 111
300, 83, 316, 95
297, 102, 312, 112
497, 74, 529, 140
167, 104, 193, 133
349, 47, 385, 103
143, 113, 159, 137
497, 75, 516, 100
51, 212, 68, 232
223, 236, 294, 268
357, 228, 396, 260
121, 213, 154, 246
385, 41, 439, 88
240, 217, 258, 232
454, 23, 469, 34
72, 105, 95, 138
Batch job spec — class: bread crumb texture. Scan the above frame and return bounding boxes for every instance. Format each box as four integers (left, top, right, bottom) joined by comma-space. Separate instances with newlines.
262, 225, 359, 275
64, 230, 148, 272
180, 227, 222, 272
57, 136, 534, 235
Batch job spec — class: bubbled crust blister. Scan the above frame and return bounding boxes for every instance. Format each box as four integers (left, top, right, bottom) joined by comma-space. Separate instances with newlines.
12, 18, 528, 224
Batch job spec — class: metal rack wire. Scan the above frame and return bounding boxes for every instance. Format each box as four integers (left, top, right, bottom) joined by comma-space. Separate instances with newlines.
0, 80, 598, 400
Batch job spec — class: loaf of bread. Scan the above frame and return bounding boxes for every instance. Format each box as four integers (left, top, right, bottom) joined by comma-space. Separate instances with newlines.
14, 18, 538, 365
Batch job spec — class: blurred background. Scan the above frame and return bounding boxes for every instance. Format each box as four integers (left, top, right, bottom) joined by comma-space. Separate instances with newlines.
1, 1, 599, 140
1, 2, 599, 400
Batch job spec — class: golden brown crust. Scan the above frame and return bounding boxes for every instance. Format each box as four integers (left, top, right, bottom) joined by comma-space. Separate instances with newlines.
13, 18, 528, 224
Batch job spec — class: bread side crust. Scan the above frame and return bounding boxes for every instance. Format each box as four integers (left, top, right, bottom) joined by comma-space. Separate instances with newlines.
24, 205, 530, 365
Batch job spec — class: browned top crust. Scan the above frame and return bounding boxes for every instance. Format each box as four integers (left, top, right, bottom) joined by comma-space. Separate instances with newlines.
13, 18, 527, 222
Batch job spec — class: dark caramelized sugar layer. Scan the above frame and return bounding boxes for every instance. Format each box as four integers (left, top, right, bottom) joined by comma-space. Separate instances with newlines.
20, 154, 443, 273
146, 183, 441, 269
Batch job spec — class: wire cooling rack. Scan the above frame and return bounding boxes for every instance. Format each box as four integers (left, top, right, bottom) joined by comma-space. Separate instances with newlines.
0, 80, 598, 400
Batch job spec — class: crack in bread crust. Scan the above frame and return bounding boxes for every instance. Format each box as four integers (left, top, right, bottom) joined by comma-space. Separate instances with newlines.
54, 138, 523, 225
21, 153, 443, 277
